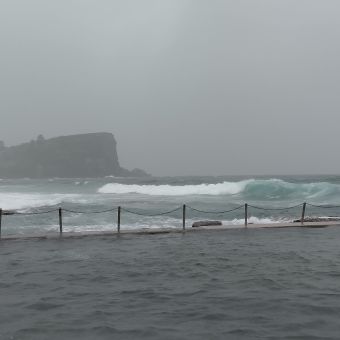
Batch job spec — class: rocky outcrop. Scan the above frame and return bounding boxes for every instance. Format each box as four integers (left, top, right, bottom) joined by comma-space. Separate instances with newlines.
192, 220, 222, 227
293, 217, 340, 223
0, 133, 149, 178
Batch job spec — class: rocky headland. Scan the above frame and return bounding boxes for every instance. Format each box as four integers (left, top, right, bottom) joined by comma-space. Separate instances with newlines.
0, 132, 149, 178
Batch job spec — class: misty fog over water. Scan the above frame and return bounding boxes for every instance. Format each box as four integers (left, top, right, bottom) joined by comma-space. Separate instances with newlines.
1, 1, 340, 175
1, 1, 340, 339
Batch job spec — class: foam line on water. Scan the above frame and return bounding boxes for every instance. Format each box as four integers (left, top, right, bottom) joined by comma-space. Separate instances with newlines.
0, 193, 82, 210
98, 179, 340, 199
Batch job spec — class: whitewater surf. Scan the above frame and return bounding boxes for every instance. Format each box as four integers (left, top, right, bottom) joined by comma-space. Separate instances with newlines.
1, 175, 340, 235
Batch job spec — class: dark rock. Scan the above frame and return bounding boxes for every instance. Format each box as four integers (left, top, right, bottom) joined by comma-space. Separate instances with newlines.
294, 217, 340, 223
192, 220, 222, 228
2, 210, 15, 215
0, 132, 150, 178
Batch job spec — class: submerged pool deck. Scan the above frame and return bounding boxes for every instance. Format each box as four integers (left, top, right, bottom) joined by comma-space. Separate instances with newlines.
1, 221, 340, 241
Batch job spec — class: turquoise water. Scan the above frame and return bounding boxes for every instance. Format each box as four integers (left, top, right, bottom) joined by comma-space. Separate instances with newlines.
1, 175, 340, 235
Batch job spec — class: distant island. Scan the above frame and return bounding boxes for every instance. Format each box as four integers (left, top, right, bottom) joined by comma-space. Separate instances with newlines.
0, 132, 149, 178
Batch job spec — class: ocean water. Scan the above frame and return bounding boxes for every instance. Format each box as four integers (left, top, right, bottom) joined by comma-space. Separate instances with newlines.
2, 228, 340, 339
1, 175, 340, 236
2, 175, 340, 339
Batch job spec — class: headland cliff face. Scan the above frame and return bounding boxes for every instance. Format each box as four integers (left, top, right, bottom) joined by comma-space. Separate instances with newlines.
0, 133, 148, 178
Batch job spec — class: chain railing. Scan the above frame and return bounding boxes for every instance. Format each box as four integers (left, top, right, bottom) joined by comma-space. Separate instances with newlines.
1, 202, 340, 237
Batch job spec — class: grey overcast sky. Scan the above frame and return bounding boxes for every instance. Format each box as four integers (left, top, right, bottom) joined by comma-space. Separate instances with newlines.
1, 0, 340, 176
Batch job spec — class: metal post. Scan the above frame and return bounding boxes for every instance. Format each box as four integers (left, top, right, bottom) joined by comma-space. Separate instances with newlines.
182, 204, 186, 231
0, 208, 2, 238
245, 203, 248, 227
117, 206, 121, 233
301, 202, 306, 224
58, 207, 63, 234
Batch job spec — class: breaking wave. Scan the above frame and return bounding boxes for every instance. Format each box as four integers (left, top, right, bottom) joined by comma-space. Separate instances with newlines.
0, 193, 82, 211
98, 180, 253, 196
98, 179, 340, 200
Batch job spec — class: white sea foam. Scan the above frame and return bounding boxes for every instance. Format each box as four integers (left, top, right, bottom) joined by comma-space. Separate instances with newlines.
226, 216, 291, 225
98, 180, 254, 196
97, 178, 340, 199
57, 216, 290, 234
0, 193, 82, 210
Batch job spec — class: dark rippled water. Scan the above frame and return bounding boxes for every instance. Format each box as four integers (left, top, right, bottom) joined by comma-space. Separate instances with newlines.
1, 227, 340, 339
